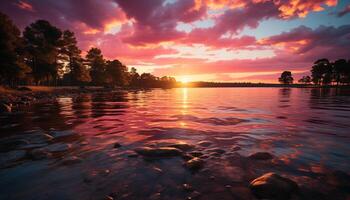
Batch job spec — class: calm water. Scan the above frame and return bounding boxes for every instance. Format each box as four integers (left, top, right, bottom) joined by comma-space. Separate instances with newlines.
1, 88, 350, 200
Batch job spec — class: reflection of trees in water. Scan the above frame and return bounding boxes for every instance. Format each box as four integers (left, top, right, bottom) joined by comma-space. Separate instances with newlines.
278, 88, 292, 108
90, 92, 129, 118
309, 88, 350, 109
279, 88, 292, 99
25, 100, 70, 131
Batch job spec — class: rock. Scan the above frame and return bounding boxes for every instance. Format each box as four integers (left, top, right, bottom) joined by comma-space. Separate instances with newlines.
207, 148, 226, 154
114, 142, 122, 148
326, 170, 350, 189
168, 142, 194, 151
249, 152, 273, 160
185, 157, 204, 171
0, 103, 11, 113
43, 143, 72, 153
13, 131, 54, 144
0, 150, 26, 167
62, 156, 83, 165
19, 143, 48, 149
186, 191, 201, 200
49, 130, 76, 138
149, 192, 161, 200
182, 154, 194, 161
231, 145, 241, 151
197, 141, 213, 147
104, 196, 114, 200
135, 147, 183, 157
0, 138, 29, 152
183, 183, 193, 192
28, 149, 52, 160
189, 151, 203, 157
249, 172, 298, 199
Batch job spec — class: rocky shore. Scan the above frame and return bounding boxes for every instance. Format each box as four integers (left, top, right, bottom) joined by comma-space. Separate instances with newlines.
0, 86, 116, 113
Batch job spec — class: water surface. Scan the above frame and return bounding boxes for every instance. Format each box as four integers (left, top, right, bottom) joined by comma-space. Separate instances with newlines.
1, 88, 350, 199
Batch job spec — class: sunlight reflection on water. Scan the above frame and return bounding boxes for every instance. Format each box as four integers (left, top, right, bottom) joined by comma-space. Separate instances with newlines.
1, 88, 350, 199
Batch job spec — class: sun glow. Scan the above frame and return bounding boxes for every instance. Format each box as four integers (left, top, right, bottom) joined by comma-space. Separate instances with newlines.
180, 76, 190, 84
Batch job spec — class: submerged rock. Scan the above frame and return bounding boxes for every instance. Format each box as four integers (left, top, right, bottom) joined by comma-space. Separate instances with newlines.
49, 130, 76, 139
231, 145, 241, 151
0, 150, 26, 167
185, 157, 205, 171
249, 172, 298, 199
207, 148, 226, 154
62, 156, 83, 165
114, 142, 122, 148
0, 138, 29, 152
183, 183, 193, 192
0, 103, 11, 113
168, 142, 195, 151
249, 152, 273, 160
189, 151, 203, 157
28, 148, 52, 160
43, 143, 72, 153
197, 141, 213, 147
135, 147, 183, 157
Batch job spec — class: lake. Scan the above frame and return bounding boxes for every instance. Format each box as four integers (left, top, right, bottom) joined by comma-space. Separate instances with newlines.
1, 88, 350, 200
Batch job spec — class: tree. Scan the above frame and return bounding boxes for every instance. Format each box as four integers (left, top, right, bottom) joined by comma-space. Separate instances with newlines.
0, 12, 30, 86
23, 20, 63, 85
298, 75, 311, 84
86, 47, 105, 85
61, 30, 90, 85
140, 73, 158, 87
278, 71, 293, 84
105, 59, 129, 86
311, 59, 332, 85
129, 67, 140, 87
333, 59, 349, 85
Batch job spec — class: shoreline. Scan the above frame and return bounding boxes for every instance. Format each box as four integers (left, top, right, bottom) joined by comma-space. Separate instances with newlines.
1, 85, 349, 113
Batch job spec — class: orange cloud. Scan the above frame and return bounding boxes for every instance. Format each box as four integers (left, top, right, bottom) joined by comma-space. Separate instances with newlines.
277, 0, 338, 18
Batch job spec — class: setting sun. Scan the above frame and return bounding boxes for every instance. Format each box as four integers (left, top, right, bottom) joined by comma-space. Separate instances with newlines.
180, 76, 190, 84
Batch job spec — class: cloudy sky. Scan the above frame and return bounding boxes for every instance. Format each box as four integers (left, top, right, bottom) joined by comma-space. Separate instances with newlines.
1, 0, 350, 82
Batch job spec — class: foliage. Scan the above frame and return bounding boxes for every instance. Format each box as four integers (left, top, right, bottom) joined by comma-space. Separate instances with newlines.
23, 19, 62, 85
0, 12, 30, 86
298, 76, 311, 84
278, 71, 294, 84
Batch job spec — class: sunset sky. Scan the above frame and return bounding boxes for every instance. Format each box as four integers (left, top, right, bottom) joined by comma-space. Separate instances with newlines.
1, 0, 350, 83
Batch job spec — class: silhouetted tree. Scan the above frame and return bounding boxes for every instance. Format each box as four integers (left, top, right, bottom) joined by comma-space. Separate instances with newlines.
140, 73, 158, 87
129, 67, 140, 87
105, 59, 129, 86
0, 12, 30, 86
278, 71, 293, 84
298, 75, 311, 84
333, 59, 349, 85
86, 47, 105, 85
61, 30, 90, 85
23, 20, 63, 85
311, 59, 332, 85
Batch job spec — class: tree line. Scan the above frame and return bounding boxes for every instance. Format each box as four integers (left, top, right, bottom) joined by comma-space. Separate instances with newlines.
0, 12, 176, 88
279, 58, 350, 85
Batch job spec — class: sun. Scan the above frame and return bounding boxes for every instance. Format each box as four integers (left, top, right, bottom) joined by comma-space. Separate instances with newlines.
180, 77, 190, 84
